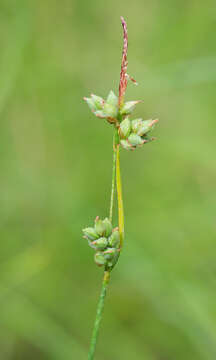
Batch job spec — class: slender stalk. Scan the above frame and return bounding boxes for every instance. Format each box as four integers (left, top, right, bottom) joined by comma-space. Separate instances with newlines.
87, 270, 111, 360
110, 127, 124, 247
109, 131, 117, 222
88, 130, 117, 359
116, 142, 124, 248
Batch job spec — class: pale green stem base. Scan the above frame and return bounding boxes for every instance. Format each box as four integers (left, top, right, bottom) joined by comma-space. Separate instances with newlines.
87, 270, 111, 360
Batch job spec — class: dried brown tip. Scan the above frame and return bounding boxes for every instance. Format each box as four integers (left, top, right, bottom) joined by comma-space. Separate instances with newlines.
118, 16, 128, 107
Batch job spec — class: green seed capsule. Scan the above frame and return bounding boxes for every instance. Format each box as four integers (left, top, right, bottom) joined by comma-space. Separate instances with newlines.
120, 139, 133, 150
95, 218, 107, 236
108, 230, 120, 248
106, 90, 118, 107
82, 227, 99, 240
120, 101, 141, 115
102, 218, 112, 237
94, 252, 106, 266
119, 117, 131, 139
103, 248, 117, 260
91, 94, 104, 110
137, 119, 156, 136
103, 103, 118, 118
131, 118, 143, 133
128, 133, 143, 146
108, 251, 120, 268
91, 237, 108, 250
104, 248, 119, 268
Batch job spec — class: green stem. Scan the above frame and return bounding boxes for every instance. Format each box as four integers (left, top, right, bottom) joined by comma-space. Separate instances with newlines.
116, 139, 124, 248
87, 130, 118, 360
109, 126, 124, 247
87, 270, 111, 360
109, 131, 117, 222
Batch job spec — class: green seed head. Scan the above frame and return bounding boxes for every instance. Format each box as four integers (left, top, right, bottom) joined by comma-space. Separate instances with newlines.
95, 218, 107, 236
91, 94, 104, 110
94, 252, 106, 266
137, 119, 158, 136
120, 139, 134, 150
119, 117, 131, 139
91, 237, 108, 250
102, 218, 112, 237
103, 248, 117, 260
82, 227, 99, 240
131, 118, 143, 133
108, 230, 120, 248
104, 248, 119, 268
128, 133, 143, 146
120, 100, 141, 115
103, 103, 118, 118
106, 90, 118, 107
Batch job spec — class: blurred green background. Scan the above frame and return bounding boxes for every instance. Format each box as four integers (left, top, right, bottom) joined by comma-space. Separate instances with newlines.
0, 0, 216, 359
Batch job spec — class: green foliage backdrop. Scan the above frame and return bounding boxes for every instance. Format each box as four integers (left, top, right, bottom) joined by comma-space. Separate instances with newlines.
0, 0, 216, 359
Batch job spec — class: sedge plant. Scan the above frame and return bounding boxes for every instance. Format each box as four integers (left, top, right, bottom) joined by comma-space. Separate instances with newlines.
83, 16, 158, 360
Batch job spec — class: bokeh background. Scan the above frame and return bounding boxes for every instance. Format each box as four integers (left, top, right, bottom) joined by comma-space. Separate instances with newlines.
0, 0, 216, 359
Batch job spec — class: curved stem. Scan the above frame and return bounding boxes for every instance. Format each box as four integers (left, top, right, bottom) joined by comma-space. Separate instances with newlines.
109, 131, 117, 222
87, 270, 111, 360
116, 142, 124, 248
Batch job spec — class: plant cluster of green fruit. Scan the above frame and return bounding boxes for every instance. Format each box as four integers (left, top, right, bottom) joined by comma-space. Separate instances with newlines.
84, 90, 158, 151
84, 91, 119, 122
82, 217, 120, 268
119, 117, 158, 150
